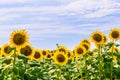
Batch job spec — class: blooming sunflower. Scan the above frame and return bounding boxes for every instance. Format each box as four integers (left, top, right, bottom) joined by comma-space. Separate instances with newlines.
81, 38, 91, 45
67, 50, 73, 60
10, 29, 29, 48
74, 46, 86, 58
56, 46, 67, 53
41, 50, 48, 58
32, 49, 42, 62
19, 44, 34, 59
0, 47, 1, 57
53, 51, 68, 66
80, 42, 90, 52
109, 28, 120, 41
90, 31, 104, 44
50, 50, 54, 57
110, 47, 119, 53
1, 43, 14, 57
103, 34, 108, 44
46, 53, 52, 59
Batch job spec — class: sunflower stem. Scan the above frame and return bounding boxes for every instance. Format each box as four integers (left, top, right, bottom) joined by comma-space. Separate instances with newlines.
110, 41, 114, 80
98, 44, 103, 80
12, 47, 17, 79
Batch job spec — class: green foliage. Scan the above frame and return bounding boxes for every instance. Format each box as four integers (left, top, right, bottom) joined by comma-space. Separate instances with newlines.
0, 42, 120, 80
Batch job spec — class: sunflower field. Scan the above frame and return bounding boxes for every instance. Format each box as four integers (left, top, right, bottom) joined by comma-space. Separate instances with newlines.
0, 28, 120, 80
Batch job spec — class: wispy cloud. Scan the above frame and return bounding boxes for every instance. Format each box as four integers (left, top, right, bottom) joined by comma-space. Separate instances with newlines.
0, 0, 37, 4
0, 0, 120, 49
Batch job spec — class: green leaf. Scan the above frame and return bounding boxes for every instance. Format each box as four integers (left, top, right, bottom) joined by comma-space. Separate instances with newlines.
19, 67, 26, 76
13, 66, 18, 74
29, 62, 40, 67
2, 57, 12, 64
18, 54, 28, 60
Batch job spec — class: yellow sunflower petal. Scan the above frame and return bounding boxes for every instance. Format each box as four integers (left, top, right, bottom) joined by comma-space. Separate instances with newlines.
53, 51, 68, 66
10, 29, 29, 48
109, 28, 120, 41
1, 43, 14, 57
18, 44, 34, 59
74, 45, 86, 58
90, 31, 105, 44
32, 49, 43, 62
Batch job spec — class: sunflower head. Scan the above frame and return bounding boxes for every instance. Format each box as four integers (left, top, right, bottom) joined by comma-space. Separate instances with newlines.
74, 46, 86, 58
81, 38, 91, 45
19, 44, 34, 59
46, 53, 52, 59
10, 29, 29, 48
109, 28, 120, 41
1, 43, 14, 57
103, 34, 108, 44
32, 49, 42, 62
110, 47, 119, 53
90, 31, 104, 44
67, 50, 73, 59
53, 51, 68, 66
80, 42, 90, 52
57, 46, 67, 53
41, 50, 48, 58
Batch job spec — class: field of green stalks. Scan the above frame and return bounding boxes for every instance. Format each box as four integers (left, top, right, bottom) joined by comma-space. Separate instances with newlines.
0, 28, 120, 80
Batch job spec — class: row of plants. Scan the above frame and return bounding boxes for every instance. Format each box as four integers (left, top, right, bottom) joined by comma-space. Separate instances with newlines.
0, 28, 120, 80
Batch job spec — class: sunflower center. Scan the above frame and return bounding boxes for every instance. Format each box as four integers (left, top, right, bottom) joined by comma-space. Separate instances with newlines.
51, 53, 54, 56
83, 40, 89, 44
103, 36, 107, 42
13, 33, 25, 45
57, 54, 65, 63
59, 48, 66, 53
111, 31, 119, 38
83, 44, 88, 50
67, 52, 71, 58
115, 48, 119, 52
34, 52, 40, 59
77, 48, 83, 54
42, 51, 46, 55
47, 54, 51, 58
20, 46, 32, 56
93, 34, 102, 42
4, 46, 10, 54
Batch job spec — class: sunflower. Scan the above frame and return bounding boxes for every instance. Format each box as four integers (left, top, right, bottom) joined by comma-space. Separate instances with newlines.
67, 50, 73, 59
80, 42, 90, 52
81, 38, 91, 45
103, 34, 108, 44
32, 49, 42, 62
109, 28, 120, 41
41, 50, 48, 58
90, 31, 104, 44
0, 47, 1, 57
10, 29, 29, 48
1, 43, 14, 57
53, 51, 68, 66
74, 46, 86, 58
19, 44, 34, 59
50, 50, 55, 57
109, 47, 119, 53
56, 46, 67, 53
46, 53, 52, 59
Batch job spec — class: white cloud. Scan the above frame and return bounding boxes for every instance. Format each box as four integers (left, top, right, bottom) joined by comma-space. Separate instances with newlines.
62, 0, 120, 18
0, 0, 37, 4
0, 0, 120, 22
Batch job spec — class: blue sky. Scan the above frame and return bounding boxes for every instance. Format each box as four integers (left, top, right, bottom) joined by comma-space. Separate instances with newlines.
0, 0, 120, 50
